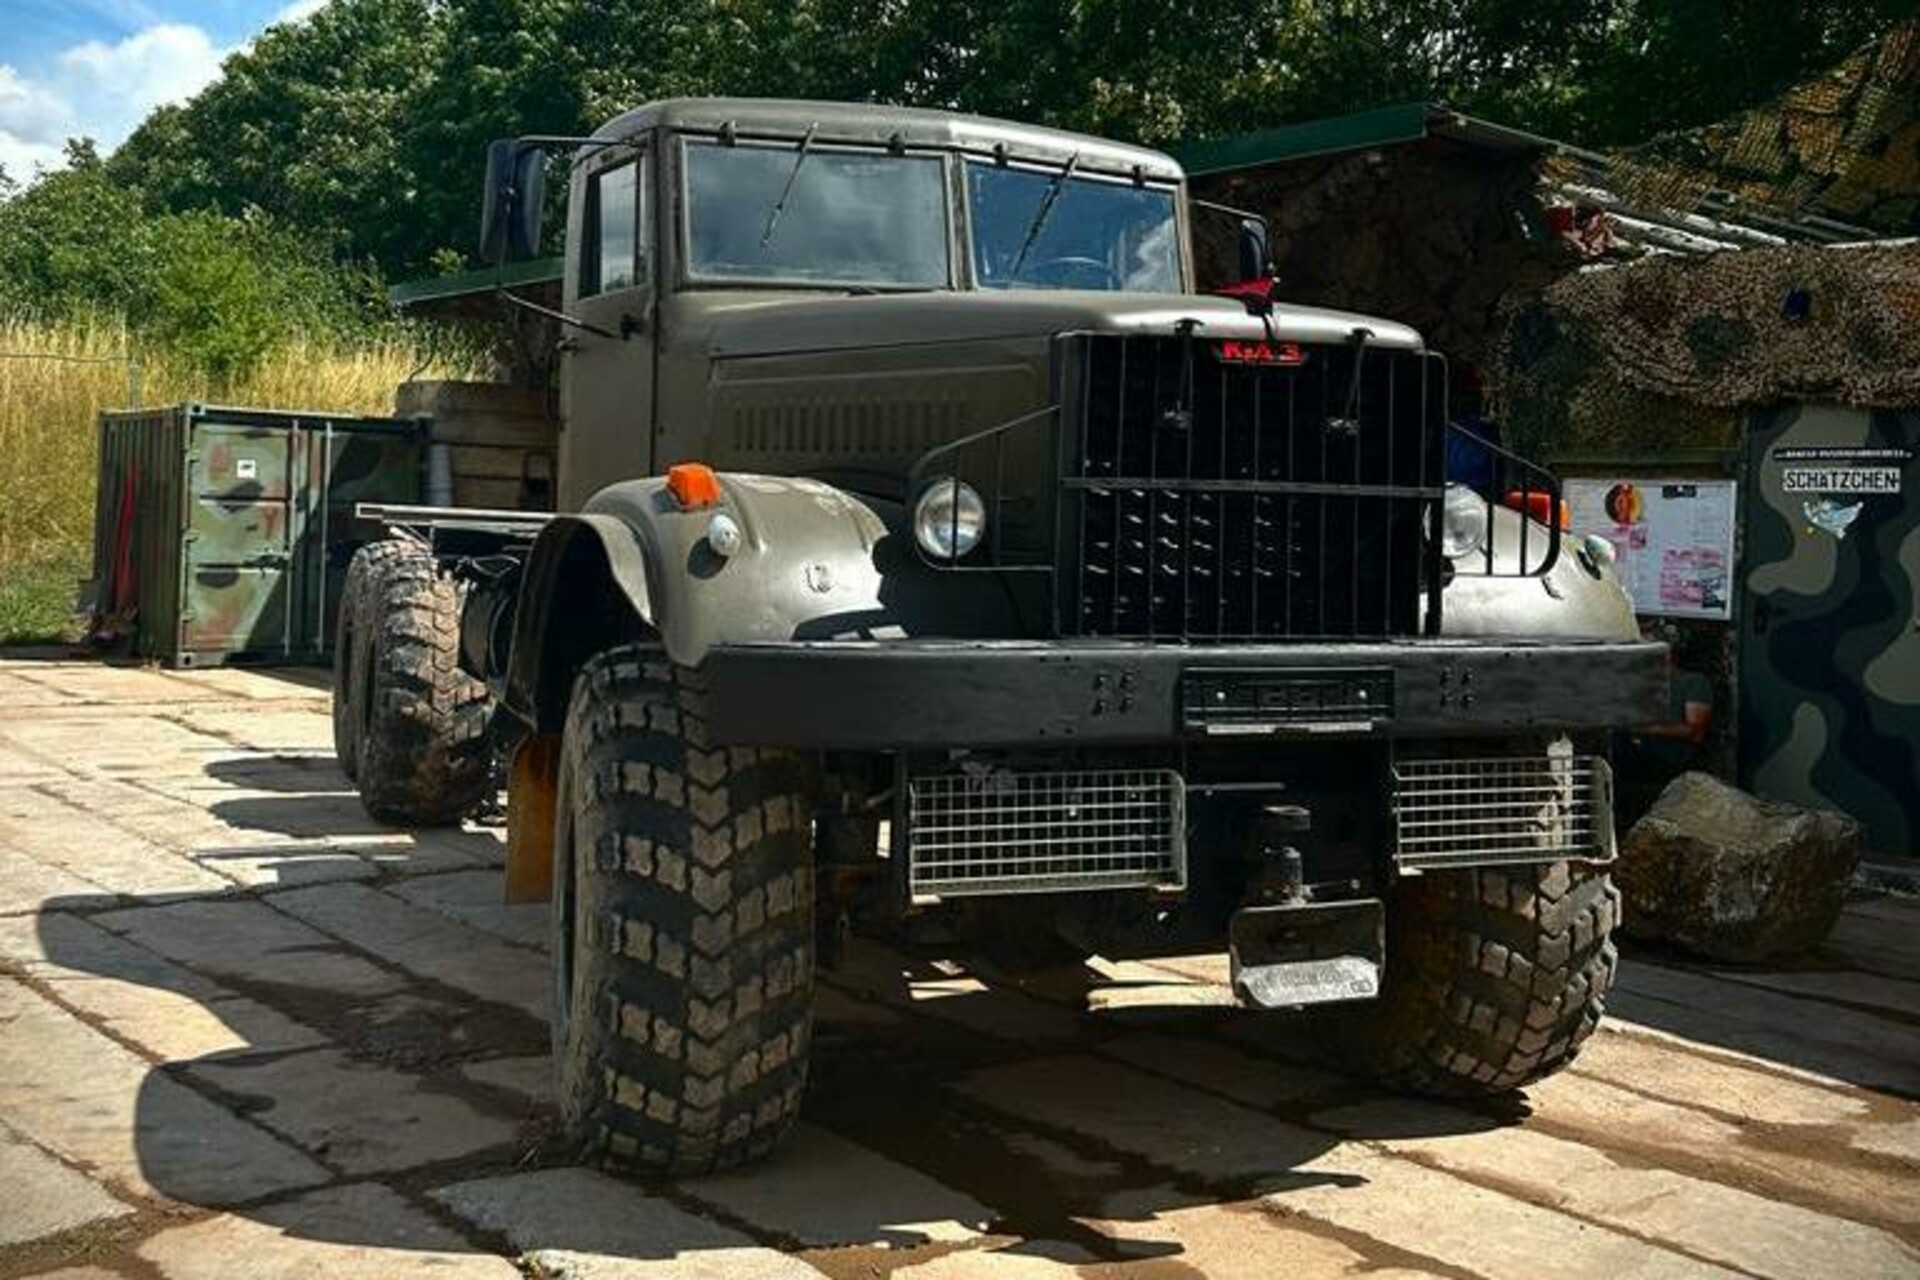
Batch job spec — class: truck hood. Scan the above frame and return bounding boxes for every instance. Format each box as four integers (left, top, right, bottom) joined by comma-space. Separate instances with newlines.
702, 290, 1425, 359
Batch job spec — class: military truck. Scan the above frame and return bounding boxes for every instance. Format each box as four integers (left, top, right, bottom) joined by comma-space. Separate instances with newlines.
333, 98, 1665, 1177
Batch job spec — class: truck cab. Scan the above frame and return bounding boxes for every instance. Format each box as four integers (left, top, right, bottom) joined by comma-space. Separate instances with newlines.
336, 98, 1666, 1180
556, 99, 1200, 507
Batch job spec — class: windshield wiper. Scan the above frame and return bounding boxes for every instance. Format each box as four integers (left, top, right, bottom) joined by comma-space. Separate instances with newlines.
760, 123, 818, 248
1007, 151, 1078, 282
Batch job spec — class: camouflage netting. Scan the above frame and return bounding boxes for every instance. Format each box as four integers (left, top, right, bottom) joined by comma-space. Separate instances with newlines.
1493, 243, 1920, 459
1192, 142, 1569, 372
1604, 22, 1920, 237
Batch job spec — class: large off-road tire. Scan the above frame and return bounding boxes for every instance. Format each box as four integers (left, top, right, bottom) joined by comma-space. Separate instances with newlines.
1337, 860, 1620, 1096
551, 646, 815, 1176
331, 541, 411, 782
355, 541, 492, 826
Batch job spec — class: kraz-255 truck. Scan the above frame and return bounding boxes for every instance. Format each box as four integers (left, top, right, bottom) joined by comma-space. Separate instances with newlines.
334, 98, 1665, 1177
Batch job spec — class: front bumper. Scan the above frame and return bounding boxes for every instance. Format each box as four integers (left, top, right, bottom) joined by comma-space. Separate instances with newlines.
700, 637, 1666, 750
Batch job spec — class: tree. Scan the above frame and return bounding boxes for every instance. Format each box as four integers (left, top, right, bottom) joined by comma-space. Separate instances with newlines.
109, 0, 441, 271
69, 0, 1920, 280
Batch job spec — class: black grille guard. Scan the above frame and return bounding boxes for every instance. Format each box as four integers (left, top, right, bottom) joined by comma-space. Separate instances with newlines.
905, 333, 1562, 641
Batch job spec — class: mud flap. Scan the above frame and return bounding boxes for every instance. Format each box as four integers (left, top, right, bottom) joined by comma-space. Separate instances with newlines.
1229, 899, 1385, 1009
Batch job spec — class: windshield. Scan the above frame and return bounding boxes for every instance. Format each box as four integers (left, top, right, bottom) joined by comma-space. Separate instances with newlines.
967, 162, 1181, 292
683, 140, 950, 288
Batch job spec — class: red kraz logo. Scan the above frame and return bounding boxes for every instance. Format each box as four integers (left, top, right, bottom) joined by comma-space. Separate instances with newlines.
1215, 339, 1306, 366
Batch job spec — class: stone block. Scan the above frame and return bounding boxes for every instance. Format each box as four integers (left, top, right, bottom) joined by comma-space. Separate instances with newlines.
432, 1167, 825, 1279
137, 1182, 521, 1279
0, 1130, 132, 1246
1619, 771, 1861, 961
186, 1048, 518, 1175
0, 979, 330, 1204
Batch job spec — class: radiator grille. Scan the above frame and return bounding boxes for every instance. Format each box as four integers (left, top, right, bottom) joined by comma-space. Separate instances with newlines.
906, 769, 1186, 898
1058, 333, 1441, 641
1392, 754, 1615, 871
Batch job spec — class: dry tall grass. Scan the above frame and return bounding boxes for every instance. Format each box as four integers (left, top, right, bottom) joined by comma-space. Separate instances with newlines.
0, 315, 478, 641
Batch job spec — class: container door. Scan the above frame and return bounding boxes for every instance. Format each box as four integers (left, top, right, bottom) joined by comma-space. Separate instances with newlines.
297, 423, 422, 654
182, 420, 295, 659
1739, 403, 1920, 856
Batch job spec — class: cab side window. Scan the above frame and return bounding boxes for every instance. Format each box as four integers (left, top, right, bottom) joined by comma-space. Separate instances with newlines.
583, 158, 646, 295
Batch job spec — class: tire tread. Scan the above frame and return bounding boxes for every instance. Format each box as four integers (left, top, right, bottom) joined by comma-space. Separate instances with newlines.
356, 542, 492, 825
1341, 861, 1619, 1096
556, 647, 813, 1176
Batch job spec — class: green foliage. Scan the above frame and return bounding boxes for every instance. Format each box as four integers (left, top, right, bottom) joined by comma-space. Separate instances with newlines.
107, 0, 439, 270
139, 211, 359, 384
13, 0, 1919, 286
0, 144, 382, 385
0, 548, 85, 645
0, 141, 153, 316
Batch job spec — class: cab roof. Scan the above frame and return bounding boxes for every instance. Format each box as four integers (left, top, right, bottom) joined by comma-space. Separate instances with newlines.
590, 98, 1186, 183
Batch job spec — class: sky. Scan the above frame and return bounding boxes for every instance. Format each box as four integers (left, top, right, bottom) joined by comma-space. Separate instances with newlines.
0, 0, 328, 181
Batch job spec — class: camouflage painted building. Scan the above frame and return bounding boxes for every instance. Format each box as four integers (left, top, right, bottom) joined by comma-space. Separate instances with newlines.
1743, 404, 1917, 859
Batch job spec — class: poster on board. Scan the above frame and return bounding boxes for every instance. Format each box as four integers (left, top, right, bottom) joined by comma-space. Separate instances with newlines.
1563, 478, 1737, 620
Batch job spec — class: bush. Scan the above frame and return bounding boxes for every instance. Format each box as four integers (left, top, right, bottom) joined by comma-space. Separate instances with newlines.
0, 142, 386, 387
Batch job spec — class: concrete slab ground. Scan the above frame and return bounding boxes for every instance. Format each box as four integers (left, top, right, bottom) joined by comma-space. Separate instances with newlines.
0, 654, 1916, 1279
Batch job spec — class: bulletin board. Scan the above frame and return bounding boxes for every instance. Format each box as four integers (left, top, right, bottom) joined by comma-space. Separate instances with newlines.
1563, 478, 1737, 619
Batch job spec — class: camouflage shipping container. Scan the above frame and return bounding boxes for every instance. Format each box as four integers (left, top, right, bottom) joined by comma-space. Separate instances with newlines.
89, 404, 424, 667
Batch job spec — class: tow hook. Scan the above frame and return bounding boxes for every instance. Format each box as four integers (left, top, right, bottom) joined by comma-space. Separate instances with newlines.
1228, 804, 1385, 1010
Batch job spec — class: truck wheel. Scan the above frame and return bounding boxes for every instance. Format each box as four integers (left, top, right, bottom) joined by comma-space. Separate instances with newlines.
551, 647, 815, 1176
331, 541, 409, 782
356, 542, 492, 826
1338, 860, 1619, 1096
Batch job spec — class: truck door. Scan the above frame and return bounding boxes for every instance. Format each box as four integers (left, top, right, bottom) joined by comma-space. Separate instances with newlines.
559, 143, 656, 511
1739, 403, 1919, 856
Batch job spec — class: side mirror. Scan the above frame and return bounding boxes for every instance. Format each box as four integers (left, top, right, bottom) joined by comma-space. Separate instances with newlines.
479, 139, 547, 265
1236, 217, 1271, 282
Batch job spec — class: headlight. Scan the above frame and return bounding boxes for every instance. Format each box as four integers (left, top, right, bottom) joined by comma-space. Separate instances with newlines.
1440, 483, 1490, 560
913, 477, 986, 559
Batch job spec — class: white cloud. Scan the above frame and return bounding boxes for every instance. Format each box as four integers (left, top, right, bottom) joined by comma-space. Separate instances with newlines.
0, 23, 226, 183
271, 0, 331, 27
0, 64, 71, 179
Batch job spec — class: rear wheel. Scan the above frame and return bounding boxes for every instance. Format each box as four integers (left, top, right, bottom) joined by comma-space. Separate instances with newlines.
1336, 860, 1619, 1095
551, 646, 816, 1175
331, 541, 409, 782
355, 541, 492, 826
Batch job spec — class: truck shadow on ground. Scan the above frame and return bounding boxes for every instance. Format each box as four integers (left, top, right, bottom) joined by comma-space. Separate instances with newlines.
31, 855, 1530, 1270
200, 756, 510, 849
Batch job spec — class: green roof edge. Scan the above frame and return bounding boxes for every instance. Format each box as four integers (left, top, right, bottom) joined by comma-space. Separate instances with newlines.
1173, 102, 1437, 177
389, 256, 563, 308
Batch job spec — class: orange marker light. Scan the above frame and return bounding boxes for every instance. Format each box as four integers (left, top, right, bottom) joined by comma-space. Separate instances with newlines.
667, 463, 722, 509
1503, 490, 1571, 531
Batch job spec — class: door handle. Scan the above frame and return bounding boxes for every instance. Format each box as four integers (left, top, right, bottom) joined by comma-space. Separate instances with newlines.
1753, 597, 1776, 634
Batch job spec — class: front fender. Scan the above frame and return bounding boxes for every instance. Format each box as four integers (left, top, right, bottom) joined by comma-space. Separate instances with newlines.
505, 471, 1030, 733
502, 511, 658, 733
1441, 506, 1639, 640
581, 473, 900, 666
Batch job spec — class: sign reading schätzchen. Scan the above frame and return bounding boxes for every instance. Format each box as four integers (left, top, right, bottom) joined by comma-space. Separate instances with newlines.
1774, 445, 1910, 495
